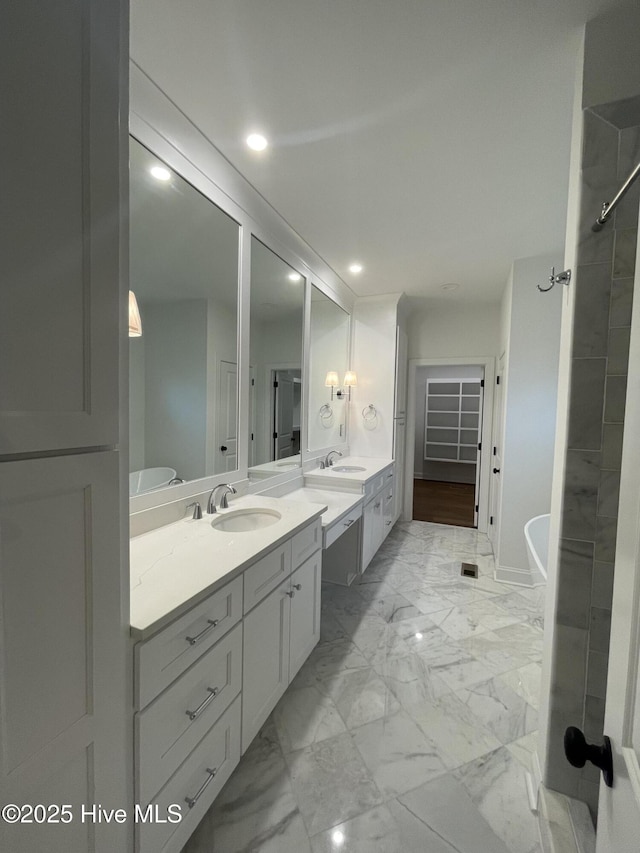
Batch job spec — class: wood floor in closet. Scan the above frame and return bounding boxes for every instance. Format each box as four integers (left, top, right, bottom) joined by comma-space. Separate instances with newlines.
412, 479, 475, 528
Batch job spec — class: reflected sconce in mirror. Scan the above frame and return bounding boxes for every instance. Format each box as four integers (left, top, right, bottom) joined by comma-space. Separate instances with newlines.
325, 370, 357, 401
129, 291, 143, 337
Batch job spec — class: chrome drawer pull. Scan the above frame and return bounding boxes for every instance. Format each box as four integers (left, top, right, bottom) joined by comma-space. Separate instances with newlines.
386, 495, 393, 502
374, 502, 381, 509
387, 473, 393, 479
386, 520, 392, 526
343, 518, 355, 527
285, 590, 295, 598
293, 583, 302, 591
185, 686, 219, 721
185, 619, 219, 646
185, 767, 217, 809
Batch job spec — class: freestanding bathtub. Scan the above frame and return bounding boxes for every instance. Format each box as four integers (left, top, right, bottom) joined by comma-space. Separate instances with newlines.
524, 513, 550, 583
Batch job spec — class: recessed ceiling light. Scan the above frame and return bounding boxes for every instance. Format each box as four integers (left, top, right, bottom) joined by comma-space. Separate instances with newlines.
349, 263, 363, 274
288, 272, 302, 282
331, 829, 345, 846
246, 133, 268, 151
150, 165, 171, 181
415, 632, 423, 640
441, 282, 459, 292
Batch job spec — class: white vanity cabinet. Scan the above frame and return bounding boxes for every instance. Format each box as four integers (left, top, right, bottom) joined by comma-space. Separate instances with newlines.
242, 522, 322, 749
131, 514, 322, 853
362, 465, 395, 571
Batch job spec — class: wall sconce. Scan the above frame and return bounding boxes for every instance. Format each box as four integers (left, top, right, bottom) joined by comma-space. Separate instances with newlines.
325, 370, 357, 400
129, 291, 143, 337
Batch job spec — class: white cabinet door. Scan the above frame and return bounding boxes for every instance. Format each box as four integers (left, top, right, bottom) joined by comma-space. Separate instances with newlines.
242, 578, 291, 751
362, 494, 384, 571
0, 1, 124, 455
0, 453, 129, 853
382, 479, 395, 540
288, 554, 321, 682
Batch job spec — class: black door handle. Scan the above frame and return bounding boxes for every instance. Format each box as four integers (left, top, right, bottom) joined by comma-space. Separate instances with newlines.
564, 726, 613, 787
493, 467, 500, 474
220, 445, 227, 452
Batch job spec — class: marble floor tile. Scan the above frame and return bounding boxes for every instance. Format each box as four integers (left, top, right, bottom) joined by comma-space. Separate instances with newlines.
319, 666, 400, 729
492, 622, 544, 662
374, 647, 453, 705
351, 708, 448, 797
402, 689, 502, 769
273, 684, 347, 752
285, 732, 383, 836
497, 663, 543, 709
395, 773, 512, 853
494, 591, 545, 629
458, 630, 534, 676
300, 638, 370, 682
183, 718, 312, 853
187, 520, 544, 853
506, 731, 539, 769
454, 677, 538, 744
369, 590, 423, 623
454, 746, 541, 853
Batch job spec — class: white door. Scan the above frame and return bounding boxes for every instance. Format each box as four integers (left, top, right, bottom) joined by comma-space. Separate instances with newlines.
274, 371, 294, 459
216, 360, 237, 472
595, 227, 640, 852
488, 355, 505, 549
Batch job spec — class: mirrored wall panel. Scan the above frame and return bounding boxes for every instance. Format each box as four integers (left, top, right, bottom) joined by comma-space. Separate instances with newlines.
129, 138, 240, 497
248, 237, 305, 482
308, 286, 350, 452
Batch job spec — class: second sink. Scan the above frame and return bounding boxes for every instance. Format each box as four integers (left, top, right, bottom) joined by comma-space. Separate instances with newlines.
330, 465, 366, 473
211, 508, 282, 533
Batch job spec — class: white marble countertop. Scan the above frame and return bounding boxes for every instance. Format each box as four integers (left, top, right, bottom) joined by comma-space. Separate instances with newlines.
130, 494, 325, 640
282, 486, 363, 528
303, 456, 394, 490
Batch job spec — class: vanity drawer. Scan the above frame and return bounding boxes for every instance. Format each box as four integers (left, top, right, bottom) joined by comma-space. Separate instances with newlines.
324, 504, 363, 550
243, 542, 291, 613
137, 622, 242, 806
364, 473, 385, 500
291, 518, 322, 568
136, 575, 242, 709
136, 696, 241, 853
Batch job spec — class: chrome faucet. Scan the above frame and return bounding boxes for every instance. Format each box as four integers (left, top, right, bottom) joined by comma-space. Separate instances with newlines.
323, 450, 343, 468
207, 484, 237, 514
186, 501, 202, 520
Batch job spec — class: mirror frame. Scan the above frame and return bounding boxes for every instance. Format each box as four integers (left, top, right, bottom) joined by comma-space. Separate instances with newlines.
129, 63, 355, 515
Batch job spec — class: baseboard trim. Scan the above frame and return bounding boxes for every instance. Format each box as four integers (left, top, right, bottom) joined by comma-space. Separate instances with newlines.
494, 563, 537, 586
536, 785, 596, 853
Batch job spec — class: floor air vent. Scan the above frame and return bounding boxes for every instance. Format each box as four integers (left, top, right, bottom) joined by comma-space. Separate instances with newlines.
461, 562, 478, 578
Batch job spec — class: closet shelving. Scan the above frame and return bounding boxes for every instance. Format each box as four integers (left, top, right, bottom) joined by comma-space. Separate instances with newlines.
424, 379, 481, 464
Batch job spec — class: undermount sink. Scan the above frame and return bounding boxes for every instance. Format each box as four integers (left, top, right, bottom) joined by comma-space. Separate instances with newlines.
330, 465, 366, 473
210, 508, 282, 533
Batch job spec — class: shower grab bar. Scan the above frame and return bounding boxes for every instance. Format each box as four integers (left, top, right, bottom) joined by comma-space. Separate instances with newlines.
592, 161, 640, 231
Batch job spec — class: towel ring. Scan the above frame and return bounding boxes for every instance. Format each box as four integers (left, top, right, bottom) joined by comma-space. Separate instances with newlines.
320, 404, 333, 420
362, 404, 377, 420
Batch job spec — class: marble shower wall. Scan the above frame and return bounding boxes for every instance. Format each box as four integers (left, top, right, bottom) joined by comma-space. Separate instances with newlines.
547, 99, 640, 815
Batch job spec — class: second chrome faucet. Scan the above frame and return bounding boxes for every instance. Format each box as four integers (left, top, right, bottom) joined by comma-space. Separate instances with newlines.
207, 483, 237, 514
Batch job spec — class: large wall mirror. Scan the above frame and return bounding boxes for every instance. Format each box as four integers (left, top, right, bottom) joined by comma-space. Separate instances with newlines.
308, 285, 350, 452
129, 137, 240, 496
248, 237, 305, 482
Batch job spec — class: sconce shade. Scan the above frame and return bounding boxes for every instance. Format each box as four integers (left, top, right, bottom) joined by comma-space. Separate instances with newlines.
325, 371, 339, 387
129, 291, 142, 337
344, 371, 357, 387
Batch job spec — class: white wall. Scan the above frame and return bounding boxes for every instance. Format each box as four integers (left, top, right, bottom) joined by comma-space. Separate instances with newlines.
496, 253, 563, 579
144, 299, 208, 481
349, 295, 399, 458
308, 300, 349, 452
414, 364, 482, 483
408, 301, 500, 360
129, 336, 146, 471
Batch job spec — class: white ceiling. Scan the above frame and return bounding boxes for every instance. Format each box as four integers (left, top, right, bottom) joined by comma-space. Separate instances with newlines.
130, 0, 620, 305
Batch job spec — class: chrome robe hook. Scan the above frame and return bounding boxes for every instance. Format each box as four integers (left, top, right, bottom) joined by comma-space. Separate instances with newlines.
538, 267, 571, 292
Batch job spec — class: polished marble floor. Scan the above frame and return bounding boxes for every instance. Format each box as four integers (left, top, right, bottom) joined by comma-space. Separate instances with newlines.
184, 521, 544, 853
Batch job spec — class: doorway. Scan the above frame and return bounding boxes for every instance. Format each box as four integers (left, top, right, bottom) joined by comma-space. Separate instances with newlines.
404, 358, 494, 532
